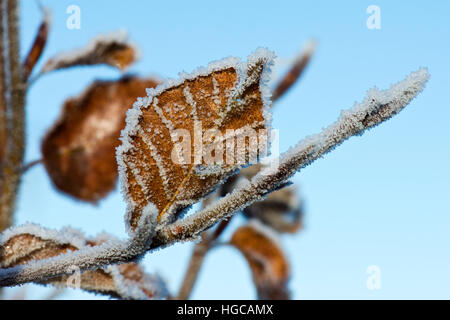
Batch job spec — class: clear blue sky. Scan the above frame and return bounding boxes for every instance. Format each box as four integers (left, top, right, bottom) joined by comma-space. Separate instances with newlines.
5, 0, 449, 299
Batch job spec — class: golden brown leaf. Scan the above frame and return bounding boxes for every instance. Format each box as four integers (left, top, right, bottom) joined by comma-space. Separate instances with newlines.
41, 30, 139, 73
230, 221, 290, 300
117, 49, 274, 230
0, 227, 167, 299
42, 76, 159, 202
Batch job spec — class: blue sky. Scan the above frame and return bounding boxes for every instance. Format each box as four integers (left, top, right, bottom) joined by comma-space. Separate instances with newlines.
4, 0, 449, 299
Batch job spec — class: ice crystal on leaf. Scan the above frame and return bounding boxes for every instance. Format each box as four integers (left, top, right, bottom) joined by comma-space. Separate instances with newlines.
117, 48, 275, 232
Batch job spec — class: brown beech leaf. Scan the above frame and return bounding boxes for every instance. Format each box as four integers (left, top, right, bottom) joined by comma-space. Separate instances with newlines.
117, 49, 275, 231
42, 76, 159, 202
41, 30, 140, 73
0, 226, 167, 299
230, 221, 290, 300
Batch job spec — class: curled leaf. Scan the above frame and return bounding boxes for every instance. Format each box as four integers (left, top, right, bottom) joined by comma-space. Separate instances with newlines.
0, 224, 167, 299
42, 76, 159, 202
22, 7, 51, 80
271, 40, 316, 102
230, 221, 290, 300
117, 48, 275, 231
41, 30, 140, 73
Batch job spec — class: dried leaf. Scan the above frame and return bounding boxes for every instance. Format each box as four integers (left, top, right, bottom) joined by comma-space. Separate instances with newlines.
22, 8, 50, 80
45, 261, 166, 300
230, 221, 290, 300
271, 40, 316, 102
0, 225, 167, 299
117, 49, 275, 231
41, 30, 140, 73
42, 76, 159, 202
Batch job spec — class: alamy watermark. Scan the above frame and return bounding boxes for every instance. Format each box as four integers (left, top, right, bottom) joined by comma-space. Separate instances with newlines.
169, 121, 280, 174
366, 265, 381, 290
66, 5, 81, 30
366, 5, 381, 30
66, 265, 81, 289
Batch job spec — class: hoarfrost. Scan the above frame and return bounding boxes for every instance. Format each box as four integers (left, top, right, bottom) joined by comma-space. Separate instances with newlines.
42, 30, 141, 73
116, 48, 275, 230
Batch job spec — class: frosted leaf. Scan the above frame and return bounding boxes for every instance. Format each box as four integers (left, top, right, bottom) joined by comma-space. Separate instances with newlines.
230, 220, 290, 300
0, 222, 167, 299
117, 48, 275, 231
42, 76, 159, 203
107, 263, 168, 300
41, 30, 140, 73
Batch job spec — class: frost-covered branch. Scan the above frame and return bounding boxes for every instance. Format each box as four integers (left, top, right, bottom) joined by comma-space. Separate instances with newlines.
0, 204, 158, 288
152, 68, 429, 247
0, 0, 26, 232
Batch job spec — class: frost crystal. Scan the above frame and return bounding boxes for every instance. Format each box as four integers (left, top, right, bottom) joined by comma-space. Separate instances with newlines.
42, 30, 141, 72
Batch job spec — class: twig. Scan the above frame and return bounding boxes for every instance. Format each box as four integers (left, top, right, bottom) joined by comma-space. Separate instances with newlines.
176, 217, 232, 300
271, 40, 316, 102
20, 159, 42, 173
152, 68, 429, 247
0, 0, 26, 232
176, 182, 237, 300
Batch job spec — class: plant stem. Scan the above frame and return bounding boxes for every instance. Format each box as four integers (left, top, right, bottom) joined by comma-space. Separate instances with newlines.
20, 158, 42, 173
176, 217, 232, 300
0, 0, 26, 232
153, 68, 429, 247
